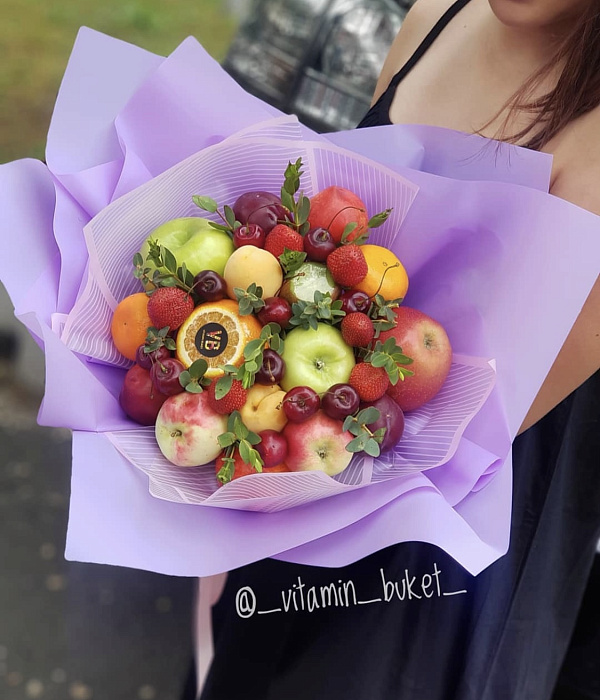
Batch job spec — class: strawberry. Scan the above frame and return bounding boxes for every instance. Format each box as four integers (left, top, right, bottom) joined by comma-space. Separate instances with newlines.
341, 312, 375, 347
349, 362, 389, 402
326, 244, 367, 287
207, 378, 248, 415
147, 287, 194, 331
264, 224, 304, 259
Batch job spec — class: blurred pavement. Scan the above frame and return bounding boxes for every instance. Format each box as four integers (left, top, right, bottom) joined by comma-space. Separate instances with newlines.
0, 291, 196, 700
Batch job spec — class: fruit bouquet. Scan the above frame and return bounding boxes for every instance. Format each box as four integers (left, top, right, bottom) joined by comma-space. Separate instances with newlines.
1, 29, 598, 577
61, 117, 496, 512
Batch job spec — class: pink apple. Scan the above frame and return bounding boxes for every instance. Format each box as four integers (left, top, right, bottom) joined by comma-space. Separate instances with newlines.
155, 391, 228, 467
379, 306, 452, 412
283, 411, 354, 476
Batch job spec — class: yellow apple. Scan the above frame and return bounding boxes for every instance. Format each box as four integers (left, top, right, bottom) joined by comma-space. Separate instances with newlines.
240, 384, 288, 433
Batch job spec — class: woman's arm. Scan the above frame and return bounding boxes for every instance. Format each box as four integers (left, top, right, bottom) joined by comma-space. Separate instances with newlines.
519, 127, 600, 432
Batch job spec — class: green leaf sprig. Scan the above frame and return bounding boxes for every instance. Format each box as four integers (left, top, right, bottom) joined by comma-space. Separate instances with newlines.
343, 407, 386, 458
134, 241, 195, 293
234, 283, 265, 316
339, 207, 394, 246
179, 359, 211, 393
216, 411, 263, 484
218, 323, 284, 391
192, 195, 240, 237
280, 159, 311, 235
144, 326, 176, 354
368, 294, 403, 338
279, 248, 307, 277
366, 337, 414, 385
289, 291, 345, 330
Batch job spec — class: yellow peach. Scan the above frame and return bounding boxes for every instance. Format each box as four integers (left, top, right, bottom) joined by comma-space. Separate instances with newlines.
223, 247, 283, 300
240, 384, 288, 433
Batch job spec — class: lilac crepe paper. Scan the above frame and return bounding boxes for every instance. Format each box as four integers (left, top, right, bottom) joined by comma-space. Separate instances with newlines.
68, 431, 505, 576
1, 30, 598, 577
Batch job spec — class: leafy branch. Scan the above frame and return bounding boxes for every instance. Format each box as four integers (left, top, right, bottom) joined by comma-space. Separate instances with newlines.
365, 337, 413, 385
279, 159, 311, 235
289, 291, 345, 330
192, 195, 240, 237
219, 323, 284, 391
234, 283, 265, 316
216, 411, 263, 484
133, 241, 195, 293
279, 249, 307, 277
179, 359, 211, 393
343, 407, 385, 458
340, 207, 394, 246
368, 293, 403, 338
144, 326, 176, 354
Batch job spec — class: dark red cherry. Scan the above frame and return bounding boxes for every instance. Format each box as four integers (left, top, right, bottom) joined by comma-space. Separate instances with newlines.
321, 383, 360, 420
282, 386, 320, 423
257, 297, 293, 328
135, 344, 170, 370
150, 358, 186, 396
339, 289, 371, 314
304, 227, 337, 262
233, 223, 266, 249
193, 270, 227, 302
255, 349, 285, 385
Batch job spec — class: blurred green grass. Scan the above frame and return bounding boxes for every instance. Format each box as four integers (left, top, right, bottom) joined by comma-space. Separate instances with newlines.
0, 0, 239, 162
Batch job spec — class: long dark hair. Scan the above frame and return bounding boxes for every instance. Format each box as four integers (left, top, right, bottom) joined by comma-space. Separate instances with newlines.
492, 2, 600, 149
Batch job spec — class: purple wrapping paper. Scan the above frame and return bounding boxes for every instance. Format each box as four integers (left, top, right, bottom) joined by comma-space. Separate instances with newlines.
1, 28, 598, 576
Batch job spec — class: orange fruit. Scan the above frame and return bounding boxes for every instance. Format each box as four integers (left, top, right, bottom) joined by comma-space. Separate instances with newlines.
176, 299, 262, 378
111, 292, 153, 361
352, 244, 409, 301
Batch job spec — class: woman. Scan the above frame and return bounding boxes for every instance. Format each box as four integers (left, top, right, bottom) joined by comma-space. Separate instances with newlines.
198, 1, 600, 698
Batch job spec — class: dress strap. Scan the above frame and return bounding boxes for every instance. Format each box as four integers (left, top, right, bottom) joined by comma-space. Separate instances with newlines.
357, 0, 474, 128
388, 0, 473, 91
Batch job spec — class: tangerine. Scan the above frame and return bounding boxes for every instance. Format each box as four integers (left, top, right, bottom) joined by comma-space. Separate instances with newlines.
111, 293, 153, 361
352, 244, 409, 301
176, 299, 262, 378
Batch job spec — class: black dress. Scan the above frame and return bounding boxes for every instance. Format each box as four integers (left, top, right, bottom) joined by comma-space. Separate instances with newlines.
198, 2, 600, 698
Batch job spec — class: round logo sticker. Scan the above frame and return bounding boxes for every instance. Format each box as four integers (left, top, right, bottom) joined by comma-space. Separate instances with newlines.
195, 322, 229, 358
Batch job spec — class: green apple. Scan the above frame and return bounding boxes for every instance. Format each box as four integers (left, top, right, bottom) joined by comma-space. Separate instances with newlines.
279, 261, 340, 304
280, 323, 355, 394
139, 217, 234, 288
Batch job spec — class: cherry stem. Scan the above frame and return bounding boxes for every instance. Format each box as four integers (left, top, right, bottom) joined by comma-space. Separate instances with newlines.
326, 205, 366, 233
370, 262, 400, 299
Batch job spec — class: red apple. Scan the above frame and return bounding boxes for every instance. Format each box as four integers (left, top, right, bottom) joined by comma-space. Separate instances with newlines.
379, 306, 452, 412
283, 411, 353, 476
307, 186, 369, 244
155, 391, 228, 467
119, 365, 169, 425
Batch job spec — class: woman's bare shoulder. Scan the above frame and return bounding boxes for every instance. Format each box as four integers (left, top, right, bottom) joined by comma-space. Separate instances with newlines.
550, 104, 600, 215
371, 0, 459, 104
